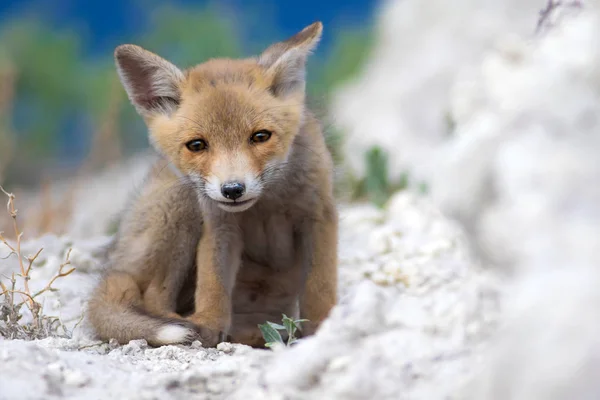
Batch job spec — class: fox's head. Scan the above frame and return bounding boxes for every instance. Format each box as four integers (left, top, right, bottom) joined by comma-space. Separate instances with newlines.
114, 22, 322, 212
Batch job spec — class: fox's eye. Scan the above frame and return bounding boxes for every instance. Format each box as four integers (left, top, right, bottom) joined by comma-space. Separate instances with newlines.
250, 130, 272, 143
186, 139, 208, 152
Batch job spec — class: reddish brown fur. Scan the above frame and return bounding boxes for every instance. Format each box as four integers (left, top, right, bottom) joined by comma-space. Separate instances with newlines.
87, 22, 338, 348
150, 61, 303, 183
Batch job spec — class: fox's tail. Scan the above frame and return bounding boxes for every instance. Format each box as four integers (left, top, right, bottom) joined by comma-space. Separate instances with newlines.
87, 271, 199, 347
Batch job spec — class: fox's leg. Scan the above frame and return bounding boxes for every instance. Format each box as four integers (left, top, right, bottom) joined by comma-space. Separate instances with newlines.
187, 220, 243, 347
228, 313, 269, 348
136, 231, 200, 320
298, 204, 338, 337
143, 269, 189, 320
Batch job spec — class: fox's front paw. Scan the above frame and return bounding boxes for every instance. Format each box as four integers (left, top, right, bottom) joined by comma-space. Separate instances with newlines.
228, 327, 266, 348
186, 317, 227, 348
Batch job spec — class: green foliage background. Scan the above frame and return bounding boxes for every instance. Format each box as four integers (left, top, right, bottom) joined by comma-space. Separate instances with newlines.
0, 4, 374, 188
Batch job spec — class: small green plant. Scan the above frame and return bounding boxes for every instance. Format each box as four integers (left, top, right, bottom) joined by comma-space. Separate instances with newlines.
364, 146, 390, 208
444, 110, 456, 137
347, 146, 420, 208
258, 314, 309, 348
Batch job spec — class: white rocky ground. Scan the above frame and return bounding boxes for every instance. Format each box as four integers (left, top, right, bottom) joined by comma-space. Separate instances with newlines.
0, 191, 500, 400
3, 1, 600, 399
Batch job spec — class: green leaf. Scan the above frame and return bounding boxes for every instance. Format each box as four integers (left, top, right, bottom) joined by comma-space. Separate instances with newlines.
282, 315, 295, 336
266, 321, 286, 331
258, 323, 284, 347
295, 319, 309, 330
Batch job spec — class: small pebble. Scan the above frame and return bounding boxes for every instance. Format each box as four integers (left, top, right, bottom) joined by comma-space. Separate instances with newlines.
217, 342, 234, 354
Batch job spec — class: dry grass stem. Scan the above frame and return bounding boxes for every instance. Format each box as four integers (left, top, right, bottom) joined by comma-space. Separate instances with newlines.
0, 186, 74, 339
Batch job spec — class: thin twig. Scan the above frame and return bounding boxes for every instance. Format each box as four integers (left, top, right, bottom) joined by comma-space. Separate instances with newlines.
0, 187, 76, 339
1, 289, 35, 304
24, 247, 44, 277
0, 249, 16, 260
0, 232, 16, 253
15, 249, 74, 309
536, 0, 584, 34
0, 186, 30, 302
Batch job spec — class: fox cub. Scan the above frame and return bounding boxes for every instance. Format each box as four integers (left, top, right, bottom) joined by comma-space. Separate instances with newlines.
87, 22, 338, 348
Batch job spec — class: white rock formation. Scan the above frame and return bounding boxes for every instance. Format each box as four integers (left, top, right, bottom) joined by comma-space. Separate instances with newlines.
333, 2, 600, 399
431, 2, 600, 271
334, 0, 600, 274
434, 3, 600, 399
332, 0, 543, 183
467, 266, 600, 400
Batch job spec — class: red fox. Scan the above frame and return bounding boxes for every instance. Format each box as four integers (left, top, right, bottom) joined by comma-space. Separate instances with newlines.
87, 22, 338, 348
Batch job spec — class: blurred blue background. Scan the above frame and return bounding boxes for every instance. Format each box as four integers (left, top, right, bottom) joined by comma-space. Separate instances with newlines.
0, 0, 378, 187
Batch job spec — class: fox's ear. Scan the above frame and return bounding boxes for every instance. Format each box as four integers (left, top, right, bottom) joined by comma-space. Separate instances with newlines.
258, 21, 323, 97
114, 44, 184, 118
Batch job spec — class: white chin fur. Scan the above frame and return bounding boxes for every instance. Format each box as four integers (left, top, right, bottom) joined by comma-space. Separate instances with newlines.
155, 325, 194, 344
217, 199, 257, 213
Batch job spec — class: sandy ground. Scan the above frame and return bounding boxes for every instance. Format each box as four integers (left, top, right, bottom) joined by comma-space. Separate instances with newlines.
0, 191, 500, 400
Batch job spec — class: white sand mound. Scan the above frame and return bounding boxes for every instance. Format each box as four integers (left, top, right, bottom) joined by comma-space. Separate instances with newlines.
0, 192, 499, 400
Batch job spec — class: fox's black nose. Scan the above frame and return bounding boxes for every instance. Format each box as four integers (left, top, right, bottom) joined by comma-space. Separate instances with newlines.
221, 182, 245, 200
